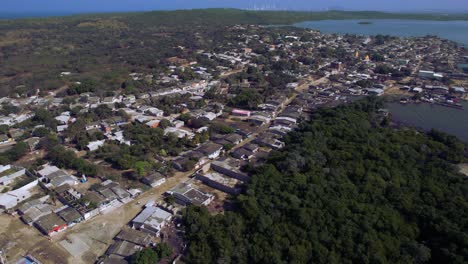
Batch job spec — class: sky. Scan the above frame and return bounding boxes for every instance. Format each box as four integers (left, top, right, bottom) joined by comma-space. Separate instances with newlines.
1, 0, 468, 14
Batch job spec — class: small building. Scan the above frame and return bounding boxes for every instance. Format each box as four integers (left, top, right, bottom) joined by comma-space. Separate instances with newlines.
197, 143, 223, 159
211, 159, 250, 182
34, 213, 67, 236
87, 140, 105, 152
141, 173, 166, 188
57, 206, 83, 227
115, 228, 152, 247
224, 134, 243, 145
0, 165, 27, 186
232, 109, 251, 117
195, 172, 242, 195
146, 120, 160, 129
167, 183, 214, 206
365, 88, 384, 96
132, 207, 173, 236
106, 241, 141, 258
231, 148, 254, 161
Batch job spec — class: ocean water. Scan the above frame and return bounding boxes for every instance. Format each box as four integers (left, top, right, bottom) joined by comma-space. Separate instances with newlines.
295, 19, 468, 46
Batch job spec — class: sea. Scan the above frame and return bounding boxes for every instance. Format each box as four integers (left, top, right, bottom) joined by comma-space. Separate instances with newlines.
295, 19, 468, 142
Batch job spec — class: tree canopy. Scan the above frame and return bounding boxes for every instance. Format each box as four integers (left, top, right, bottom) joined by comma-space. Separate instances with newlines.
182, 98, 468, 264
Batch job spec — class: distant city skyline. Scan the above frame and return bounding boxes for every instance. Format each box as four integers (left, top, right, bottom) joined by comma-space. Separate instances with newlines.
2, 0, 468, 14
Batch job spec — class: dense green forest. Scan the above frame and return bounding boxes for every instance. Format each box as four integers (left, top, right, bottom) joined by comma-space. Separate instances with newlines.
182, 98, 468, 264
1, 9, 468, 97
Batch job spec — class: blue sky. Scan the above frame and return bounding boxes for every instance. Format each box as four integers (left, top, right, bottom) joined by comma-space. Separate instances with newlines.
1, 0, 467, 13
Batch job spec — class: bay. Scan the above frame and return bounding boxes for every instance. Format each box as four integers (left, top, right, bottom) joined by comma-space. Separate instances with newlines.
386, 102, 468, 142
294, 19, 468, 46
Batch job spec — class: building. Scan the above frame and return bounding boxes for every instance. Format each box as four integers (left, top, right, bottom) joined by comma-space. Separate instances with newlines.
232, 109, 251, 117
197, 143, 223, 159
0, 180, 38, 210
38, 165, 78, 189
34, 213, 67, 236
115, 228, 153, 247
57, 206, 83, 227
146, 119, 160, 129
211, 159, 250, 182
0, 165, 27, 186
195, 172, 242, 195
106, 241, 141, 258
18, 196, 52, 225
132, 207, 173, 236
87, 140, 105, 152
167, 183, 214, 206
141, 173, 166, 188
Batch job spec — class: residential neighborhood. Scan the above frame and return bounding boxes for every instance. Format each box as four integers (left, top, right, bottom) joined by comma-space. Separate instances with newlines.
0, 22, 467, 264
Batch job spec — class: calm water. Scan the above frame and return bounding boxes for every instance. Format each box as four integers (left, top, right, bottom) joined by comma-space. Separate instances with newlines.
386, 102, 468, 142
295, 19, 468, 46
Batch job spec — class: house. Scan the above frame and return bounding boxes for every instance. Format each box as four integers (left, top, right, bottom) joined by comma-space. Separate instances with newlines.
106, 241, 141, 258
167, 183, 214, 206
164, 127, 194, 139
146, 120, 160, 129
115, 229, 152, 247
34, 213, 67, 236
0, 180, 39, 210
232, 109, 251, 117
18, 196, 52, 225
224, 134, 243, 145
248, 115, 271, 126
365, 88, 384, 96
197, 143, 223, 159
0, 165, 27, 186
141, 173, 166, 188
0, 134, 11, 145
143, 107, 164, 117
254, 134, 285, 149
86, 121, 101, 131
38, 165, 78, 188
231, 148, 254, 160
132, 207, 173, 236
87, 140, 105, 152
57, 125, 68, 133
55, 113, 71, 125
57, 206, 83, 227
200, 112, 217, 121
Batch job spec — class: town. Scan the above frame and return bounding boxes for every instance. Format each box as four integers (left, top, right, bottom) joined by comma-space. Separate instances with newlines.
0, 23, 467, 264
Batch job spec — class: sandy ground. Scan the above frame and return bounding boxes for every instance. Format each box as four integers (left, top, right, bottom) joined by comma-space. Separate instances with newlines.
458, 164, 468, 177
0, 214, 72, 264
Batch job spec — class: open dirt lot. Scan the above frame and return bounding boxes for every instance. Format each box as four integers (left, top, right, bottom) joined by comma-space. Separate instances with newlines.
0, 214, 71, 264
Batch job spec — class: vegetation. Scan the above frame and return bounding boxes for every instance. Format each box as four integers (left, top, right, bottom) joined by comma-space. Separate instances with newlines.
182, 98, 467, 264
1, 9, 467, 97
130, 243, 172, 264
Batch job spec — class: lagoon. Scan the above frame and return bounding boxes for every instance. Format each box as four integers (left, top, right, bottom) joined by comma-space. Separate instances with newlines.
295, 19, 468, 46
386, 102, 468, 142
